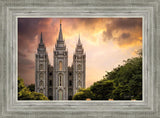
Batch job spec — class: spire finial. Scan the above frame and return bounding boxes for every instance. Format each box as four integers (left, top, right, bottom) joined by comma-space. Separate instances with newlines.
60, 19, 62, 24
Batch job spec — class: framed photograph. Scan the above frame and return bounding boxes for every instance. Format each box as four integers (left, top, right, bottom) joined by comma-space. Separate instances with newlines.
18, 18, 142, 101
0, 0, 160, 118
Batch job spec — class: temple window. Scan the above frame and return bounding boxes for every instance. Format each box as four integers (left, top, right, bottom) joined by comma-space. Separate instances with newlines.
59, 61, 62, 71
59, 74, 63, 86
49, 80, 52, 86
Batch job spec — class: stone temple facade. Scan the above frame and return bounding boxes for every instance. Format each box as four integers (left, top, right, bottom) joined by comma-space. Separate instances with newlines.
35, 22, 86, 100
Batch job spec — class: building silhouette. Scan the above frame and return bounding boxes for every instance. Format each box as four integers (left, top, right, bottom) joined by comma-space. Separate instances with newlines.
35, 22, 86, 100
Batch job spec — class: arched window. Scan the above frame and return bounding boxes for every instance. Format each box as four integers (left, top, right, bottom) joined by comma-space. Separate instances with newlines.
40, 80, 43, 86
40, 64, 43, 70
59, 76, 62, 86
59, 74, 63, 86
69, 72, 72, 76
49, 88, 52, 96
49, 80, 52, 86
49, 72, 52, 76
78, 81, 81, 89
40, 73, 43, 80
59, 90, 63, 100
59, 61, 62, 71
40, 89, 43, 93
69, 80, 72, 86
78, 64, 81, 70
78, 73, 81, 80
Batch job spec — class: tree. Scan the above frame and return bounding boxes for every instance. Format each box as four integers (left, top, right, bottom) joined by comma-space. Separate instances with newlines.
27, 84, 35, 92
103, 55, 142, 100
18, 77, 48, 100
18, 77, 26, 92
73, 88, 95, 100
90, 80, 114, 100
73, 50, 142, 100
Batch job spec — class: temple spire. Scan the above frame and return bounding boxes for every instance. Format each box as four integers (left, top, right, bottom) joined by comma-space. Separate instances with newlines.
38, 32, 46, 53
78, 34, 81, 45
58, 19, 63, 41
40, 32, 43, 44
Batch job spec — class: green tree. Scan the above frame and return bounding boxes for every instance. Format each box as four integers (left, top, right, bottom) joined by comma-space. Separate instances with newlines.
73, 50, 142, 100
27, 84, 35, 92
90, 80, 114, 100
73, 88, 95, 100
18, 77, 48, 100
105, 56, 142, 100
18, 77, 26, 92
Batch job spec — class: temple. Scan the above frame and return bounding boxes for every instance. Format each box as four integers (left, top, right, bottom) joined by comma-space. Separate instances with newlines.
35, 22, 86, 100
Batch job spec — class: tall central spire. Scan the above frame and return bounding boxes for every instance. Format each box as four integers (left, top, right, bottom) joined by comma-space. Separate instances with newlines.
58, 20, 63, 41
55, 20, 66, 50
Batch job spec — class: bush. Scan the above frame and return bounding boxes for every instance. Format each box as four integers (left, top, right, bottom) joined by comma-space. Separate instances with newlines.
18, 77, 48, 100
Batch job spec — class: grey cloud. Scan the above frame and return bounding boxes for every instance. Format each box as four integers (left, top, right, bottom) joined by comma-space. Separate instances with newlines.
102, 18, 142, 46
120, 33, 130, 39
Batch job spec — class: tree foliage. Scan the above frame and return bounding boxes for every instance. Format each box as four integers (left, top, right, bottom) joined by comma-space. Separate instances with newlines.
90, 80, 114, 100
27, 84, 35, 92
73, 88, 95, 100
73, 50, 142, 100
18, 77, 48, 100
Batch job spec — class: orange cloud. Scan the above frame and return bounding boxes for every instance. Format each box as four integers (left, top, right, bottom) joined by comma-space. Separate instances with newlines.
102, 18, 142, 48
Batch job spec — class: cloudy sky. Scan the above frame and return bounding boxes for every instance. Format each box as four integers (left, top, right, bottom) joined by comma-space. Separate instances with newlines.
18, 18, 142, 88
